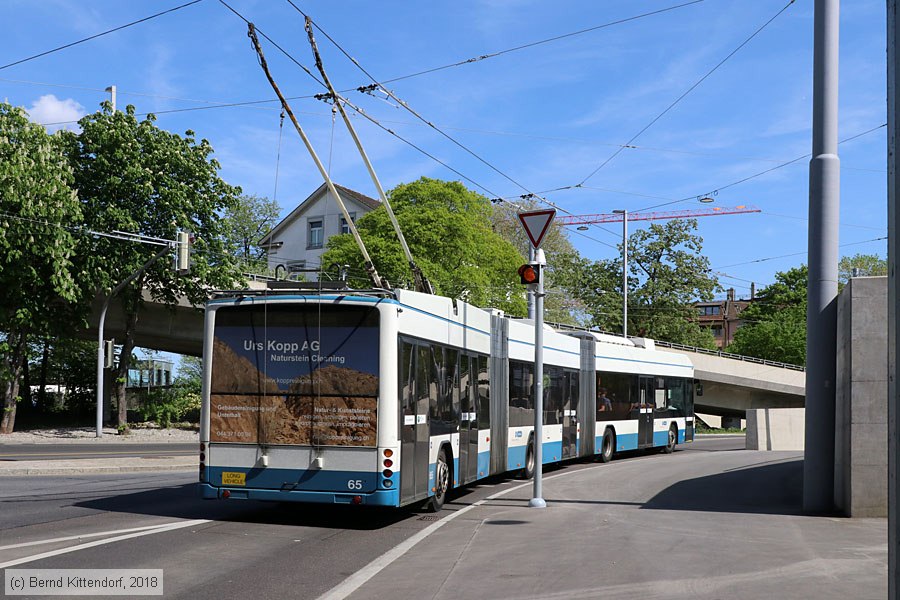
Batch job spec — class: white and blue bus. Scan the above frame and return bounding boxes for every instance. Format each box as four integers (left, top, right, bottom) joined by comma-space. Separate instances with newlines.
199, 286, 694, 510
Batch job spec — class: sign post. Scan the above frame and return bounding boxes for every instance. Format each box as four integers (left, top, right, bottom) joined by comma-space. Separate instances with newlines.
517, 209, 555, 509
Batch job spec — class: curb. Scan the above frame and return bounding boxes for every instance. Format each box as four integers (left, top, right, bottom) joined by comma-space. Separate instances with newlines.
0, 458, 198, 477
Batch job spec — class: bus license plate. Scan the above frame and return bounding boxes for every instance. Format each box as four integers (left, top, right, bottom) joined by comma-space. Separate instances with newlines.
222, 472, 246, 486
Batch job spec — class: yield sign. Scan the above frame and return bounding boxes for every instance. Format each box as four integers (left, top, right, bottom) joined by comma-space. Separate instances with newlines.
518, 209, 556, 249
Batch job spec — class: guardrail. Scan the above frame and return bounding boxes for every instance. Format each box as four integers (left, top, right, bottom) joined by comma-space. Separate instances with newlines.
652, 339, 806, 372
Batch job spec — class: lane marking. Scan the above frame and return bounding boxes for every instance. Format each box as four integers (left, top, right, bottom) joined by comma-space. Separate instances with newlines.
0, 523, 184, 551
0, 519, 210, 568
316, 471, 572, 600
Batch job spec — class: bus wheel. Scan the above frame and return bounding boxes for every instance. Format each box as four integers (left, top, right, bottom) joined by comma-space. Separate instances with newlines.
664, 425, 677, 454
522, 439, 536, 480
427, 447, 451, 512
599, 428, 615, 463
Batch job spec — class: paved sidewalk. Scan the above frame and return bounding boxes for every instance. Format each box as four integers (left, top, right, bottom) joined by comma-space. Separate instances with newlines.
333, 450, 887, 600
0, 427, 198, 476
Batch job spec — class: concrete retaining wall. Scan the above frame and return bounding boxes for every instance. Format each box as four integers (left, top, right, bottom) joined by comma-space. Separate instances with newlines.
745, 408, 805, 451
834, 276, 887, 518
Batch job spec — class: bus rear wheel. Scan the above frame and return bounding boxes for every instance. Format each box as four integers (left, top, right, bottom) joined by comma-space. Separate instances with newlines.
426, 447, 451, 512
664, 425, 677, 454
522, 439, 535, 480
599, 428, 615, 463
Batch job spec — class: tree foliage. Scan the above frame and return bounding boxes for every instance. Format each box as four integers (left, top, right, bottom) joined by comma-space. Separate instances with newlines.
321, 178, 526, 315
0, 104, 82, 433
838, 253, 886, 285
727, 265, 807, 365
569, 219, 718, 347
63, 104, 245, 426
222, 193, 281, 271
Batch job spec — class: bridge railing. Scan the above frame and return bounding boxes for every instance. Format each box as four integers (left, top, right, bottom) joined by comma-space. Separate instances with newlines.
651, 339, 806, 372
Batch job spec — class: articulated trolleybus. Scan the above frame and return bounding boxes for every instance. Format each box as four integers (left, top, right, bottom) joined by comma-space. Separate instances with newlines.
199, 286, 695, 510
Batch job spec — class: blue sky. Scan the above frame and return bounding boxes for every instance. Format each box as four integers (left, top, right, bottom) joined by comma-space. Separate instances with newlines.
2, 0, 888, 300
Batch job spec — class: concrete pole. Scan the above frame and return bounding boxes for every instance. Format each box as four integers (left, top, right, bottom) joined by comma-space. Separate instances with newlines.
887, 1, 900, 595
529, 251, 547, 509
803, 0, 840, 513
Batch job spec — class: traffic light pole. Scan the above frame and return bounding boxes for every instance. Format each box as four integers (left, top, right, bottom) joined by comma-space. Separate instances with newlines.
529, 265, 546, 509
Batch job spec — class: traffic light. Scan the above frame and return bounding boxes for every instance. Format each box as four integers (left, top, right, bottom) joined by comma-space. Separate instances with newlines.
518, 263, 541, 286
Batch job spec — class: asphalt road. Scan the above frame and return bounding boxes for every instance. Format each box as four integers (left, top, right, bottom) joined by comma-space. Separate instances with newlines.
7, 436, 863, 600
0, 443, 196, 461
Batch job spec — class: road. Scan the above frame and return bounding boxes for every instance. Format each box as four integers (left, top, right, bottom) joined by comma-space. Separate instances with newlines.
2, 436, 882, 600
0, 443, 196, 461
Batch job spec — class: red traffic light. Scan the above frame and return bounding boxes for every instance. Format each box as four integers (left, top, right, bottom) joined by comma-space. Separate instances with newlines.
518, 263, 540, 285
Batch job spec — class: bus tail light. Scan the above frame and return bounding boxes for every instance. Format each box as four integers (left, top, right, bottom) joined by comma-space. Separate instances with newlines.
382, 469, 393, 478
383, 459, 393, 468
222, 490, 231, 499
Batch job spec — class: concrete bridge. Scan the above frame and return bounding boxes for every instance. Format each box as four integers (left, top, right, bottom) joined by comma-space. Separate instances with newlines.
658, 342, 805, 419
82, 284, 806, 418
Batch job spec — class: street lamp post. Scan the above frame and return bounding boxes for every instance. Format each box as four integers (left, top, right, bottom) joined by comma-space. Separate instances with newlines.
612, 209, 628, 338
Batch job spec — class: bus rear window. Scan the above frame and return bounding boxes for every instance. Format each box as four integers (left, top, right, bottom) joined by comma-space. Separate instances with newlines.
209, 304, 380, 446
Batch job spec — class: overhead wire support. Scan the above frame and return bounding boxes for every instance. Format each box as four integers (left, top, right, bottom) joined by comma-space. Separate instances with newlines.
304, 16, 434, 295
247, 22, 389, 291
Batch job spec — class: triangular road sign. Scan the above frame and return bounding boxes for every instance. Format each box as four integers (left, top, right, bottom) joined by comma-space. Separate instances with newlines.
518, 209, 556, 249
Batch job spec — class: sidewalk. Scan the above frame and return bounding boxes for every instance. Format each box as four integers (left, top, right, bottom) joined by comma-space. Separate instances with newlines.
0, 427, 198, 476
333, 449, 887, 600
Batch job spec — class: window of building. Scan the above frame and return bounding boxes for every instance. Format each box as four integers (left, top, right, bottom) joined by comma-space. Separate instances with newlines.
340, 213, 356, 235
308, 219, 324, 249
711, 325, 723, 337
697, 305, 721, 316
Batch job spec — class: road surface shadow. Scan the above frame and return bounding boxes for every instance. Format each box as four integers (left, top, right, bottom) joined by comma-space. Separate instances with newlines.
642, 457, 804, 515
75, 483, 415, 530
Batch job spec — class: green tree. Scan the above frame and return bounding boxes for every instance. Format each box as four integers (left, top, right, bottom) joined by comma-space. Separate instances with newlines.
0, 104, 82, 434
838, 253, 886, 285
223, 193, 281, 272
625, 219, 719, 347
727, 265, 807, 365
321, 178, 526, 315
64, 104, 244, 427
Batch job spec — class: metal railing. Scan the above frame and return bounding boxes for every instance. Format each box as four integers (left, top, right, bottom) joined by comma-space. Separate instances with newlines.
652, 339, 806, 372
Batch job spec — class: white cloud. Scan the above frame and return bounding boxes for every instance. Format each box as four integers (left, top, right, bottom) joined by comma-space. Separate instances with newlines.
27, 94, 85, 132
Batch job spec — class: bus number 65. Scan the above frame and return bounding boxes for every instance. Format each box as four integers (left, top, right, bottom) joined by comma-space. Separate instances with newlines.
347, 479, 364, 490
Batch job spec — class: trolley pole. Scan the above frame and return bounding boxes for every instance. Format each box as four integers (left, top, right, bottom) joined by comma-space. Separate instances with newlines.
529, 251, 547, 509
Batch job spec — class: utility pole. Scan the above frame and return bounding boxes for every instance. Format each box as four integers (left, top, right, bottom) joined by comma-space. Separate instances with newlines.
804, 0, 840, 513
887, 1, 899, 596
105, 85, 116, 112
613, 209, 628, 338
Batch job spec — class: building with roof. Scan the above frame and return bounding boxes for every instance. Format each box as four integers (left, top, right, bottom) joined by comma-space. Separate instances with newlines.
694, 288, 753, 349
258, 183, 380, 280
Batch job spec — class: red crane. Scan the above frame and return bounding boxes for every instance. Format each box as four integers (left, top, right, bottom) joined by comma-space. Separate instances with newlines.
555, 205, 761, 227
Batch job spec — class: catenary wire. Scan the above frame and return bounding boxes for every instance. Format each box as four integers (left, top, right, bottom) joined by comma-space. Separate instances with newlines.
0, 0, 206, 71
578, 0, 796, 186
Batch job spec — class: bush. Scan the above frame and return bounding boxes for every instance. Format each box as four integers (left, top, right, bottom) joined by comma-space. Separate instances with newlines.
138, 385, 201, 428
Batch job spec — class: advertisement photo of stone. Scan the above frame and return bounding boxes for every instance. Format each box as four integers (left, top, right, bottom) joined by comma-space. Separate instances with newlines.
208, 305, 380, 447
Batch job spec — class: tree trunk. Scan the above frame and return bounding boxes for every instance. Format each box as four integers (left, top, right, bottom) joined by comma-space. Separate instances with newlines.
0, 330, 26, 434
38, 340, 50, 412
115, 306, 140, 428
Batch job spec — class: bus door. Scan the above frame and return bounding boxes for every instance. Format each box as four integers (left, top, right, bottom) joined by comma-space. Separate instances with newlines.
458, 355, 473, 485
638, 376, 655, 447
561, 371, 578, 458
400, 341, 431, 504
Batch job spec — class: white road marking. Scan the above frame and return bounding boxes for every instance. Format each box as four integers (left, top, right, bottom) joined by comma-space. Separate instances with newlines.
0, 523, 181, 551
0, 519, 210, 568
316, 471, 572, 600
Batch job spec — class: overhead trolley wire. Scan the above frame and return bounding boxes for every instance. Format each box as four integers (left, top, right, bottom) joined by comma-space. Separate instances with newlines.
577, 0, 797, 187
0, 0, 206, 71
